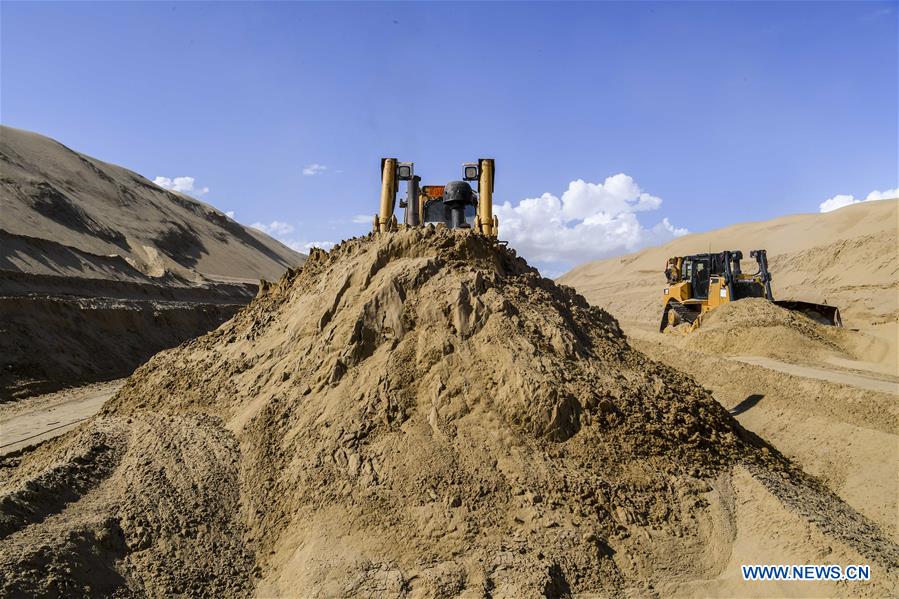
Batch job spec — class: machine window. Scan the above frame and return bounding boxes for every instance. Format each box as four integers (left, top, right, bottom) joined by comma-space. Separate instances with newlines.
423, 200, 446, 224
694, 260, 710, 298
423, 200, 478, 226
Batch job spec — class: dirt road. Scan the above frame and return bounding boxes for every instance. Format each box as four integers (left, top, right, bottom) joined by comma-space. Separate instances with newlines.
624, 328, 898, 541
733, 355, 898, 394
0, 379, 125, 455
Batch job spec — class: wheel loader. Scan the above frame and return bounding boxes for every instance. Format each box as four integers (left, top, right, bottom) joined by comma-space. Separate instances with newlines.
372, 158, 498, 237
659, 249, 842, 332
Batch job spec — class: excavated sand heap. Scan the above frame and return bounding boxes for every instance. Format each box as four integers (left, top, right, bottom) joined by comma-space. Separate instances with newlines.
2, 228, 897, 597
683, 297, 854, 363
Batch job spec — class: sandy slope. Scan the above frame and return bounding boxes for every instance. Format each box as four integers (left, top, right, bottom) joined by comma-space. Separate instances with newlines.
0, 296, 242, 400
560, 200, 897, 364
1, 125, 303, 284
1, 229, 896, 597
0, 126, 307, 398
559, 200, 899, 546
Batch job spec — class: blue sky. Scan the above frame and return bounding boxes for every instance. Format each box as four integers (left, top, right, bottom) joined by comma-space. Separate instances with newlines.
2, 1, 896, 275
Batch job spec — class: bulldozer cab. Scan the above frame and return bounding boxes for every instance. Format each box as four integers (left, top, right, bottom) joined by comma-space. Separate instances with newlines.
422, 199, 477, 228
373, 158, 498, 237
684, 257, 711, 299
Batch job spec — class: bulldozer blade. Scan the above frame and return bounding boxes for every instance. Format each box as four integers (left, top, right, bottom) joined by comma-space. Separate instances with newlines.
773, 300, 842, 327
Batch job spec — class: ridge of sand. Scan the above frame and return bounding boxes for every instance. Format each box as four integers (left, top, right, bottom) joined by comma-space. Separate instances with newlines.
1, 228, 896, 597
0, 125, 308, 399
1, 125, 304, 284
558, 201, 898, 554
679, 298, 861, 367
559, 199, 898, 337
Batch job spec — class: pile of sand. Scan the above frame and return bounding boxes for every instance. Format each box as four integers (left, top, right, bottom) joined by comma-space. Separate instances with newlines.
0, 296, 242, 400
1, 125, 303, 284
0, 126, 307, 398
1, 229, 896, 597
682, 298, 852, 363
558, 200, 898, 363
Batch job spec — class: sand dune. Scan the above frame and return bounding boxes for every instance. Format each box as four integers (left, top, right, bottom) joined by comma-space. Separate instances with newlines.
2, 229, 896, 597
562, 199, 897, 325
0, 126, 306, 398
1, 125, 302, 284
559, 200, 898, 548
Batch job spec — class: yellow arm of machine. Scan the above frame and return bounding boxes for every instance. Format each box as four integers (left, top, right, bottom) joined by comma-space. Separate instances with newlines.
374, 157, 399, 234
475, 158, 497, 237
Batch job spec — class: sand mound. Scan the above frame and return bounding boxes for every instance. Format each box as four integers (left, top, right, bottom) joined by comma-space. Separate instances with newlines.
0, 296, 243, 400
682, 298, 851, 363
559, 199, 898, 330
558, 200, 899, 376
1, 125, 304, 283
1, 126, 308, 398
0, 415, 253, 597
2, 229, 896, 596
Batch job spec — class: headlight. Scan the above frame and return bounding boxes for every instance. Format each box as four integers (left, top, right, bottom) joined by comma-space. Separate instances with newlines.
463, 164, 479, 180
397, 163, 413, 180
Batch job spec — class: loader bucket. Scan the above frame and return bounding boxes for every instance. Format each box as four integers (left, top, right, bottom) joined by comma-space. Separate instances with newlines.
773, 300, 842, 327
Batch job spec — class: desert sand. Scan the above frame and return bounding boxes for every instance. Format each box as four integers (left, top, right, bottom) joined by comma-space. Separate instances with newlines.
1, 126, 305, 398
1, 228, 896, 597
560, 199, 898, 373
1, 125, 301, 284
0, 380, 125, 456
560, 199, 898, 549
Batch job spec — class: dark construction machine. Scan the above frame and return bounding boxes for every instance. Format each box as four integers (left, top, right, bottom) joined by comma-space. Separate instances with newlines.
372, 158, 498, 237
659, 249, 842, 332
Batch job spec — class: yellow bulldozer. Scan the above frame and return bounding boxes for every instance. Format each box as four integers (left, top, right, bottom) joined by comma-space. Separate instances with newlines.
372, 158, 498, 237
660, 249, 842, 332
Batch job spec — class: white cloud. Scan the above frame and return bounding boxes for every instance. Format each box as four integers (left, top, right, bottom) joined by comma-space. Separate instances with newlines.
560, 175, 662, 220
248, 220, 332, 255
352, 214, 373, 224
279, 239, 335, 253
225, 211, 235, 219
819, 194, 857, 213
153, 176, 209, 196
866, 188, 899, 202
819, 187, 898, 213
652, 217, 689, 238
301, 240, 336, 251
250, 221, 295, 236
495, 173, 687, 266
302, 163, 328, 176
